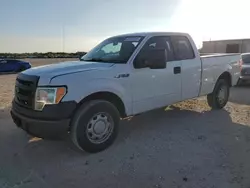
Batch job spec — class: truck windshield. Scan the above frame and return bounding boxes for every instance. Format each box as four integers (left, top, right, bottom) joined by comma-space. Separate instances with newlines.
81, 36, 144, 64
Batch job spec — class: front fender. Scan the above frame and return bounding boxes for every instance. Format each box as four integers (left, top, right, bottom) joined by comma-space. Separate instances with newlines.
77, 79, 126, 101
51, 76, 132, 115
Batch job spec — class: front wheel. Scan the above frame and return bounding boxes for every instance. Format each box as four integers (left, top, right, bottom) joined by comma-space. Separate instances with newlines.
207, 79, 230, 109
70, 100, 120, 153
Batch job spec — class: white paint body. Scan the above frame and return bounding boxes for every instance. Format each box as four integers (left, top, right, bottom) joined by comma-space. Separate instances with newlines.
24, 32, 241, 116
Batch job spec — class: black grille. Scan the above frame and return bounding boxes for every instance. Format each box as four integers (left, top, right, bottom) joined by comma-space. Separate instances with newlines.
14, 74, 39, 109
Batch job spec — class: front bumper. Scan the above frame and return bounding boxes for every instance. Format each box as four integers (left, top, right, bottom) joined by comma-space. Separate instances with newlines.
11, 100, 77, 139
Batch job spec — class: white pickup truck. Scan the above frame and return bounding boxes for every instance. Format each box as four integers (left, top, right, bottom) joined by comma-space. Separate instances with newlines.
11, 32, 241, 153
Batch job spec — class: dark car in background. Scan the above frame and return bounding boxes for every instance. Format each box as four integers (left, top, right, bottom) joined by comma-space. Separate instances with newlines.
238, 53, 250, 85
0, 59, 31, 73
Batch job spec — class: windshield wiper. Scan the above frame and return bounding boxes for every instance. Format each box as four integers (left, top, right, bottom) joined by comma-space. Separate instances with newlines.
82, 58, 106, 62
81, 58, 124, 64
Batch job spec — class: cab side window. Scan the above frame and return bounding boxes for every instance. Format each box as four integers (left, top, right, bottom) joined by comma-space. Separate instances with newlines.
171, 36, 195, 60
134, 36, 174, 69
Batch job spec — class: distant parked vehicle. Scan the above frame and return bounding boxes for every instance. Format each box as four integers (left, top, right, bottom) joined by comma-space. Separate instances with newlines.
0, 59, 31, 73
237, 53, 250, 85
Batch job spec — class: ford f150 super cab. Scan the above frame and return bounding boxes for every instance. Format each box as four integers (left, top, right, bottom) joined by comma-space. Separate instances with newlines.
11, 32, 241, 153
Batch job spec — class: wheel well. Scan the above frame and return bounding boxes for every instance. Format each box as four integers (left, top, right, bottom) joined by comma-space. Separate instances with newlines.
77, 92, 126, 117
218, 72, 232, 86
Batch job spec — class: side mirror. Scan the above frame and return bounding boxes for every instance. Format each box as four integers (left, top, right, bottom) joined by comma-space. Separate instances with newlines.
146, 49, 167, 69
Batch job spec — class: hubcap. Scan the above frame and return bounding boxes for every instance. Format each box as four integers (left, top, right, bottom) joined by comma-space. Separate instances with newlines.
217, 85, 227, 105
86, 112, 114, 144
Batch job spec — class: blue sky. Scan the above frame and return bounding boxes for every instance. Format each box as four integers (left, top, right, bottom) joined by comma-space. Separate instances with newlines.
0, 0, 249, 53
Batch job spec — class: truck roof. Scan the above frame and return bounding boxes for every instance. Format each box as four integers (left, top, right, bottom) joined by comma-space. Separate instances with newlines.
111, 32, 190, 38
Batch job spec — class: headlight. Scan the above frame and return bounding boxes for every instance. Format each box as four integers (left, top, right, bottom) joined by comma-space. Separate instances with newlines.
35, 87, 67, 111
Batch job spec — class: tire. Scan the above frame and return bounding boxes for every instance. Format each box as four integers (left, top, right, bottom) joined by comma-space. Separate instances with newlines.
207, 79, 230, 109
237, 79, 246, 86
70, 100, 120, 153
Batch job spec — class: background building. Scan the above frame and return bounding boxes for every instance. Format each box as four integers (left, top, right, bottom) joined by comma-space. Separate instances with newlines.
201, 39, 250, 53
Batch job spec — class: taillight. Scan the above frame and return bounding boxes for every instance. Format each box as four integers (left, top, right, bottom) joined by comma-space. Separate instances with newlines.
238, 59, 243, 71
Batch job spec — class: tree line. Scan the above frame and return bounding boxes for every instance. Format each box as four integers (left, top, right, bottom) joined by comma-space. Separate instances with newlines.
0, 52, 87, 59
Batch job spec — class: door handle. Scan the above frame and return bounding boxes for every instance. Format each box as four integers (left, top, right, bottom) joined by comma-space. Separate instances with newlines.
174, 66, 181, 74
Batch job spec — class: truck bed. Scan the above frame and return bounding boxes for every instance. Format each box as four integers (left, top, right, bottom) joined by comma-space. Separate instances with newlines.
199, 53, 241, 96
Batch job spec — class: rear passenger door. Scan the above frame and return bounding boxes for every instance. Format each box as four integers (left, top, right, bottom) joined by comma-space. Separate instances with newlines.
171, 36, 202, 100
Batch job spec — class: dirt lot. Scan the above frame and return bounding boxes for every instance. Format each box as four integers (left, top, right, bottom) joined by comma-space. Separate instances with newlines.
0, 59, 250, 188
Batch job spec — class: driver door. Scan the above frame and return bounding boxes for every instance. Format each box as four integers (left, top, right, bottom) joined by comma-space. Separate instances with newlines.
131, 36, 182, 114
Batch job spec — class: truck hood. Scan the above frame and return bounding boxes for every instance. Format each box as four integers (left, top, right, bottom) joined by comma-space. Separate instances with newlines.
23, 61, 114, 77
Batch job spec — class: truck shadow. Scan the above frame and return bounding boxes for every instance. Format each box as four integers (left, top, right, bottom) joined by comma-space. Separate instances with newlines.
118, 105, 250, 144
1, 104, 250, 187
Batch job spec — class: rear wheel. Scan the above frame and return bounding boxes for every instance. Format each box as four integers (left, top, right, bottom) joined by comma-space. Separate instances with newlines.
237, 79, 246, 86
207, 79, 230, 109
70, 100, 120, 153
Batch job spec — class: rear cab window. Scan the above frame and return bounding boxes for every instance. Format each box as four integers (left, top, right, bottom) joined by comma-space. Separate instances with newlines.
171, 36, 195, 60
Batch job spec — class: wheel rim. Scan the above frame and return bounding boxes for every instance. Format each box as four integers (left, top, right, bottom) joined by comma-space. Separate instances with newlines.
217, 85, 228, 105
86, 112, 114, 144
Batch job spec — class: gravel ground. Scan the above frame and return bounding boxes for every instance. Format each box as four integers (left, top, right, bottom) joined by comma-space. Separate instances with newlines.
0, 85, 250, 188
